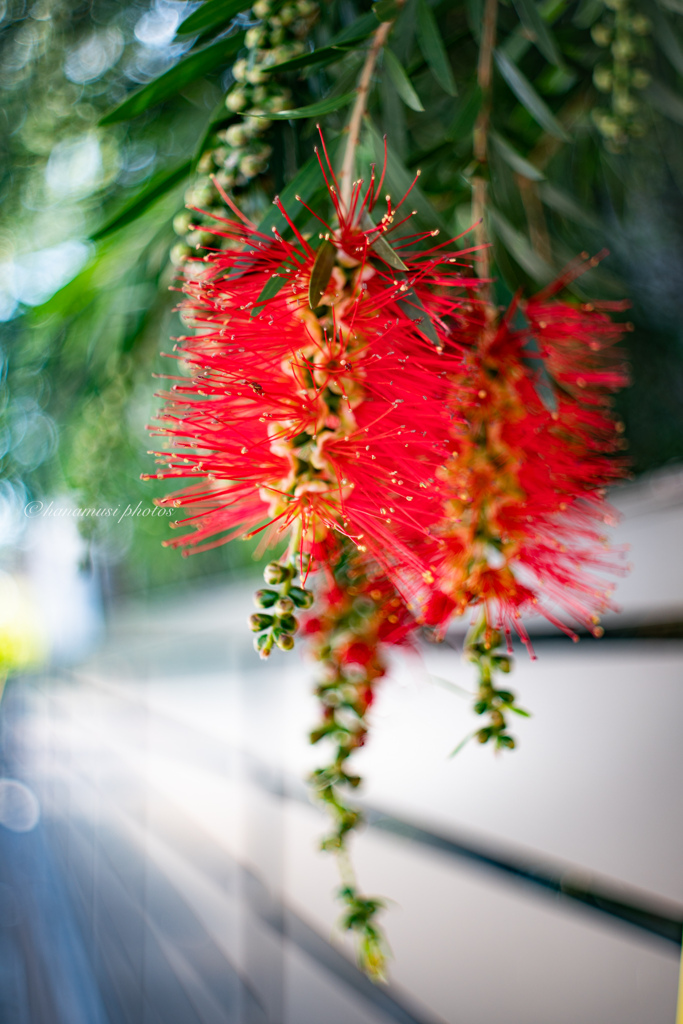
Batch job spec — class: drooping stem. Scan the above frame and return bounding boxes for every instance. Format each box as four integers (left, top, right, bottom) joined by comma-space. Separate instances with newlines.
472, 0, 498, 299
339, 18, 394, 212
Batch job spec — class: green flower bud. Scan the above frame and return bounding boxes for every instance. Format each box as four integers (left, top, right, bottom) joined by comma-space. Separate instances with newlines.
254, 588, 278, 608
254, 633, 273, 658
245, 25, 266, 48
614, 92, 637, 116
612, 38, 635, 61
225, 87, 248, 112
252, 0, 271, 16
275, 632, 295, 651
225, 123, 250, 148
172, 211, 193, 236
246, 65, 268, 85
232, 58, 248, 82
591, 23, 613, 46
278, 614, 298, 634
249, 612, 274, 631
593, 66, 613, 92
629, 13, 650, 35
289, 586, 314, 608
264, 561, 291, 584
274, 596, 294, 615
170, 242, 191, 266
631, 67, 650, 89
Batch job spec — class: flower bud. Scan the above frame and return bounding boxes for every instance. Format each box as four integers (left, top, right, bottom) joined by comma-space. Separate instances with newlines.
631, 67, 650, 89
289, 586, 314, 608
264, 561, 291, 584
252, 0, 271, 15
274, 596, 294, 615
591, 23, 612, 46
254, 589, 278, 608
225, 88, 248, 112
278, 614, 298, 634
275, 632, 295, 650
254, 633, 273, 658
593, 66, 613, 92
249, 613, 273, 632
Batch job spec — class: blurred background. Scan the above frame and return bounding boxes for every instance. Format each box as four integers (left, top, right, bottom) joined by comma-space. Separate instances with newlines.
1, 0, 683, 1020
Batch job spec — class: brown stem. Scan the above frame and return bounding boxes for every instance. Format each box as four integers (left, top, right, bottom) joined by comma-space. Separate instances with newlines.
339, 18, 394, 212
472, 0, 498, 302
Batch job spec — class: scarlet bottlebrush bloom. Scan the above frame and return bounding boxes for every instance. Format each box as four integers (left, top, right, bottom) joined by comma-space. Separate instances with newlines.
426, 260, 630, 646
144, 142, 480, 596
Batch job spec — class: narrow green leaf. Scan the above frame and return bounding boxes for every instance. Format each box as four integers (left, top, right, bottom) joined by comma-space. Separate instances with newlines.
176, 0, 252, 37
494, 49, 571, 141
99, 32, 245, 124
398, 289, 443, 348
267, 13, 379, 74
373, 0, 402, 21
508, 705, 532, 717
417, 0, 457, 96
383, 48, 425, 112
360, 212, 409, 270
309, 240, 336, 307
267, 44, 355, 74
538, 182, 601, 228
90, 160, 192, 240
489, 206, 553, 282
645, 79, 683, 125
257, 135, 343, 237
511, 0, 563, 66
647, 0, 683, 76
250, 267, 293, 318
490, 131, 545, 180
253, 91, 356, 119
449, 731, 475, 758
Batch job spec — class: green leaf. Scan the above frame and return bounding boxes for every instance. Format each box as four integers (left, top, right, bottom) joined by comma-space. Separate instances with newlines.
494, 49, 571, 141
508, 705, 532, 717
511, 0, 563, 66
250, 266, 293, 318
99, 32, 246, 124
537, 183, 601, 229
360, 212, 409, 270
308, 239, 336, 307
257, 135, 343, 237
90, 160, 192, 240
254, 91, 356, 119
373, 0, 402, 21
489, 206, 553, 282
398, 289, 442, 348
416, 0, 457, 96
645, 79, 683, 125
176, 0, 253, 37
267, 13, 379, 74
383, 48, 425, 112
490, 131, 545, 180
646, 0, 683, 76
449, 731, 475, 757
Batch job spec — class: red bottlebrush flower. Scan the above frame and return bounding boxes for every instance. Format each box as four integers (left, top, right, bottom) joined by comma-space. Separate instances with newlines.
144, 144, 480, 593
432, 263, 630, 645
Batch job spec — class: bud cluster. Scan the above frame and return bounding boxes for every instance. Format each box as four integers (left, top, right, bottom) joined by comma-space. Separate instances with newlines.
249, 558, 314, 658
465, 624, 527, 751
171, 0, 318, 265
590, 0, 651, 149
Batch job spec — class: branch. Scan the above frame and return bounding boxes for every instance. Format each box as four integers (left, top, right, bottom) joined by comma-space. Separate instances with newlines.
339, 18, 394, 212
472, 0, 498, 299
